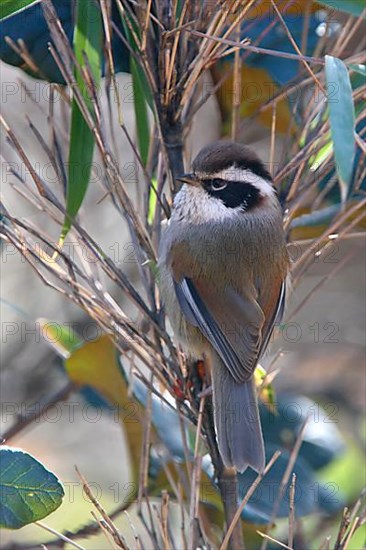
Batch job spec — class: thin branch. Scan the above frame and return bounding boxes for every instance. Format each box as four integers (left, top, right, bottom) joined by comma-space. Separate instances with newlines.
257, 531, 292, 550
270, 0, 325, 93
1, 382, 75, 442
288, 473, 296, 548
183, 28, 326, 65
35, 521, 85, 550
75, 466, 128, 548
188, 391, 205, 550
231, 25, 241, 141
260, 418, 309, 550
220, 451, 282, 550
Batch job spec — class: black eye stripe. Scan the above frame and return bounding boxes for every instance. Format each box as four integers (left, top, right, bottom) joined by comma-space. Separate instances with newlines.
202, 179, 262, 211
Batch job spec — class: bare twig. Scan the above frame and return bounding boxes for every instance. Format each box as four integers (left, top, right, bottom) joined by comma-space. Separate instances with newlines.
257, 531, 292, 550
75, 466, 128, 548
288, 473, 296, 548
35, 521, 85, 550
231, 25, 242, 141
1, 382, 75, 442
260, 417, 309, 550
220, 451, 282, 550
183, 28, 325, 65
188, 391, 205, 550
270, 0, 325, 93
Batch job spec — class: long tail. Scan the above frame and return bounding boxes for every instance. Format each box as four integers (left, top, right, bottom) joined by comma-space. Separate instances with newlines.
211, 354, 265, 473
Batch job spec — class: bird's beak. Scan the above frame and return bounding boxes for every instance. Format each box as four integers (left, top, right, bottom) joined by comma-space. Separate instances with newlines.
176, 173, 200, 187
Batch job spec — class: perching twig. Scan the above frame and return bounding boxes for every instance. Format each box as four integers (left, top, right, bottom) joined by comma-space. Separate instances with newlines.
220, 451, 282, 550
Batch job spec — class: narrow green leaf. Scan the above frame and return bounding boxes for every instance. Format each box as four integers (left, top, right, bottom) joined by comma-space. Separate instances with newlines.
131, 58, 150, 166
0, 447, 64, 529
0, 0, 40, 21
254, 365, 276, 412
349, 63, 366, 78
310, 138, 333, 171
325, 55, 356, 203
317, 1, 366, 18
61, 0, 102, 241
291, 204, 341, 228
350, 73, 366, 93
148, 177, 158, 225
118, 12, 152, 166
62, 103, 95, 239
37, 317, 83, 358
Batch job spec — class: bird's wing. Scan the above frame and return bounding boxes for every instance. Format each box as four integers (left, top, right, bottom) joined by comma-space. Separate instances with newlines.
174, 276, 265, 383
258, 280, 286, 359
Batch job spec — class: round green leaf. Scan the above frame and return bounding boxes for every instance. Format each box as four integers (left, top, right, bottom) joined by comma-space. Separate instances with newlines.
0, 447, 64, 529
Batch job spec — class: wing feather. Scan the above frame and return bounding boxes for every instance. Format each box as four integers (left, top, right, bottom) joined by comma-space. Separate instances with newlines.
174, 277, 265, 383
258, 281, 286, 358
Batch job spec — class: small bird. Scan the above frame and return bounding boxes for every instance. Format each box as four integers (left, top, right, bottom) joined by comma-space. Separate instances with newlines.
158, 141, 288, 473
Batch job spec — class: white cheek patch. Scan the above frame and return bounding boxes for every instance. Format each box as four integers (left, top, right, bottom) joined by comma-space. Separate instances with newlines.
197, 166, 275, 198
173, 184, 242, 223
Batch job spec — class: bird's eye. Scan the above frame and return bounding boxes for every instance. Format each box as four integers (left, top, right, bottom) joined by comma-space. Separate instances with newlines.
210, 179, 227, 191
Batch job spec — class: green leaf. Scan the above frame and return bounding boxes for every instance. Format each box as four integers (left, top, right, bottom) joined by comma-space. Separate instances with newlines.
131, 58, 151, 166
37, 317, 83, 358
317, 1, 366, 18
310, 137, 333, 171
254, 365, 276, 413
325, 56, 356, 203
61, 0, 102, 242
148, 177, 158, 225
0, 447, 64, 529
349, 63, 366, 78
117, 9, 152, 166
0, 0, 40, 21
291, 204, 341, 228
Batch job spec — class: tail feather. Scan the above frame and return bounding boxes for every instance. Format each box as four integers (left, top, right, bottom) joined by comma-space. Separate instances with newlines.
211, 354, 265, 473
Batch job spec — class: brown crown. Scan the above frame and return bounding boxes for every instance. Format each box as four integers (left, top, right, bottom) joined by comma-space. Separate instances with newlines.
192, 140, 272, 182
